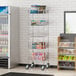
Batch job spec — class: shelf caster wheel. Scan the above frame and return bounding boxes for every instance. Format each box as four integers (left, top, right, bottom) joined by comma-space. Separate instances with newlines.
46, 63, 49, 69
30, 62, 34, 68
41, 65, 45, 70
25, 65, 30, 69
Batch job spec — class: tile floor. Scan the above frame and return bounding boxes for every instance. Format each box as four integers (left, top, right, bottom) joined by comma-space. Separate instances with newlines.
0, 66, 76, 76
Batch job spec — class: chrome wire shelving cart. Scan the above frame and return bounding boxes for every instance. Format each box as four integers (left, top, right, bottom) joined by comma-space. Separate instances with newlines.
26, 5, 49, 70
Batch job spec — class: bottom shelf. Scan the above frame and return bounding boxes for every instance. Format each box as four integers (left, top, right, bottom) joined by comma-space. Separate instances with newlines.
0, 57, 8, 68
58, 61, 75, 70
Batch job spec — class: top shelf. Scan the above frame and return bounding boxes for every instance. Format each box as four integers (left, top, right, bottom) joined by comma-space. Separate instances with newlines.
30, 5, 48, 14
